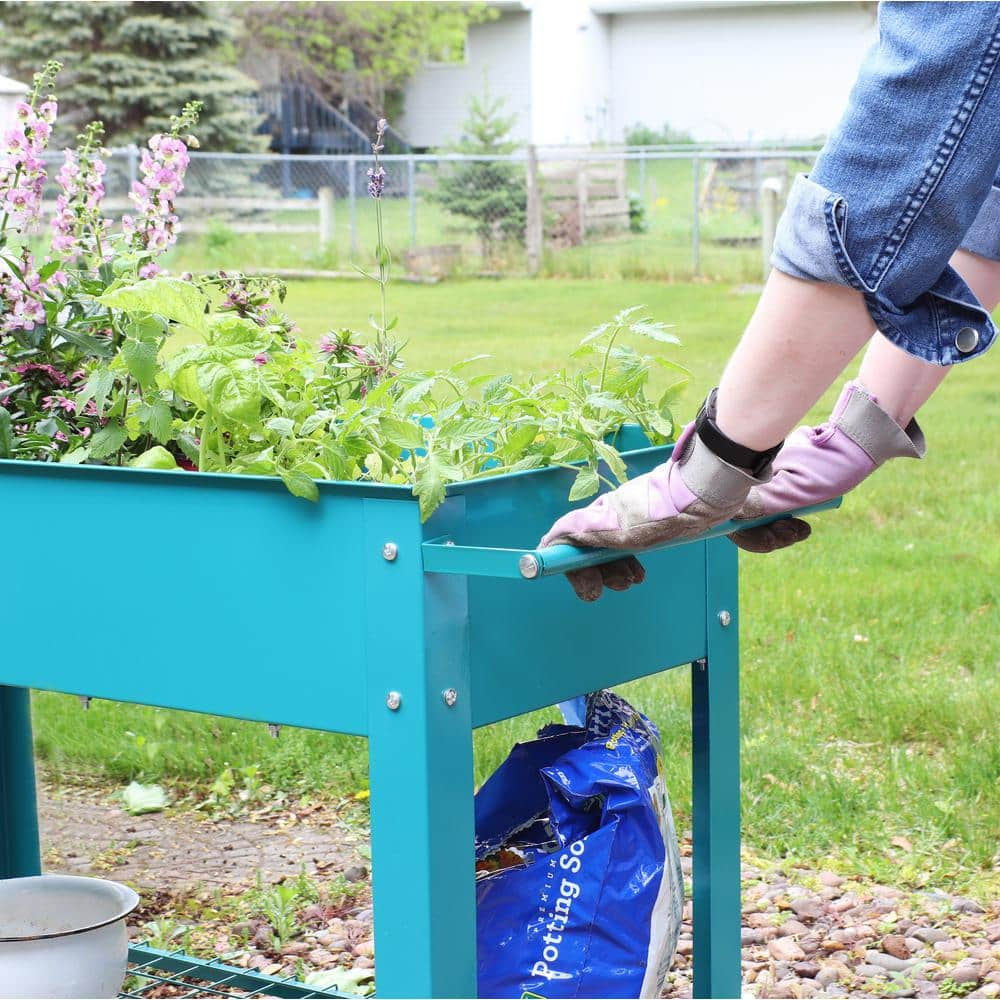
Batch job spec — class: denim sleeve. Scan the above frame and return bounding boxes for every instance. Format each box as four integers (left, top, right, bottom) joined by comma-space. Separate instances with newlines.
772, 1, 1000, 365
960, 165, 1000, 260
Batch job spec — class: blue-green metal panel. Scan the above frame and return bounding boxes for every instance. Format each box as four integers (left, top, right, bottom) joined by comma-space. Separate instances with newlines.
363, 497, 478, 999
0, 686, 41, 878
691, 538, 742, 1000
467, 545, 707, 727
0, 461, 373, 735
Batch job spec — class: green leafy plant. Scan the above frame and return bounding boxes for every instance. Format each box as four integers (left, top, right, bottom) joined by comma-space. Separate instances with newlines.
2, 68, 688, 523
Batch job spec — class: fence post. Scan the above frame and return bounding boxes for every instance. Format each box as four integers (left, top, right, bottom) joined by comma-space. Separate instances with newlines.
576, 162, 588, 241
126, 144, 139, 187
639, 148, 646, 204
760, 176, 784, 281
692, 155, 701, 277
348, 157, 358, 256
525, 145, 543, 277
318, 186, 334, 250
407, 156, 417, 249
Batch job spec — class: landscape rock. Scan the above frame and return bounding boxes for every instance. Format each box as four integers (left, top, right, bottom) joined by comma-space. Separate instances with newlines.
912, 926, 949, 944
814, 966, 842, 988
950, 960, 984, 985
769, 937, 807, 963
343, 865, 368, 883
866, 950, 917, 972
856, 963, 889, 979
352, 939, 375, 958
778, 919, 811, 937
791, 897, 825, 921
882, 934, 911, 959
793, 962, 821, 978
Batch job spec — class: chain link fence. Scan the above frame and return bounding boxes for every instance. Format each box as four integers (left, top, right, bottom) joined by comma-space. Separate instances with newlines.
41, 145, 820, 282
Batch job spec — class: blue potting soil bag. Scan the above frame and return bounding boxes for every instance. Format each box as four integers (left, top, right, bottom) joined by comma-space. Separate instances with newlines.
475, 690, 683, 999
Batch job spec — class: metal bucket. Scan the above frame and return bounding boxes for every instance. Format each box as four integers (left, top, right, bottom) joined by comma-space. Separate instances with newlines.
0, 875, 140, 998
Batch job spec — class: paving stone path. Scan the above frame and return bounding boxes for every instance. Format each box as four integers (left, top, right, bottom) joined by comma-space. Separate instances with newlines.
38, 783, 999, 999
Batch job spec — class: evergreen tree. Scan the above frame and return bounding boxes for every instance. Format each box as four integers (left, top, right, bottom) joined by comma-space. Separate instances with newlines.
432, 84, 527, 261
0, 2, 264, 151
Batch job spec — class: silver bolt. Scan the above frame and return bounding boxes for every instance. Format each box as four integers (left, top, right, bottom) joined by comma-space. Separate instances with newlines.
267, 724, 281, 739
382, 541, 398, 562
694, 658, 707, 672
79, 696, 92, 711
519, 554, 540, 579
386, 691, 402, 711
442, 688, 458, 707
718, 610, 732, 627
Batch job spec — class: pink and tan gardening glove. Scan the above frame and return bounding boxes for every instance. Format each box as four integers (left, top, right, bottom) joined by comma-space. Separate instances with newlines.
728, 380, 926, 553
540, 389, 781, 601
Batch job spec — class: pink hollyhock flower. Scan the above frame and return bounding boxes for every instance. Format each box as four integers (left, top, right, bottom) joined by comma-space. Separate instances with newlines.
139, 261, 161, 279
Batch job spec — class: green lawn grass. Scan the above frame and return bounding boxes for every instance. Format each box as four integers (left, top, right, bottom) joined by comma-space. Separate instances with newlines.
34, 277, 999, 898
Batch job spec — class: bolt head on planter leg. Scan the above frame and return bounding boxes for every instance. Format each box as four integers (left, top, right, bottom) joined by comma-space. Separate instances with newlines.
382, 542, 398, 561
718, 610, 732, 627
442, 688, 458, 707
386, 691, 402, 711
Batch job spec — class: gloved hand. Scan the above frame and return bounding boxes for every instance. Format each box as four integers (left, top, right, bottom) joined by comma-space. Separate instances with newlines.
540, 389, 779, 601
728, 380, 926, 553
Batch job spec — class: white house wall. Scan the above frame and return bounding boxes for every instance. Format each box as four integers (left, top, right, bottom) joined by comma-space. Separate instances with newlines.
529, 0, 613, 146
398, 11, 533, 149
607, 2, 877, 142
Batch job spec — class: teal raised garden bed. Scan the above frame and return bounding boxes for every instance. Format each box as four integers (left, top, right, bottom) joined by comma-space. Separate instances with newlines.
0, 432, 838, 999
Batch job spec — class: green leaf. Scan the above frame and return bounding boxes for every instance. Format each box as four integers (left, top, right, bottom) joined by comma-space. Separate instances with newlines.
413, 451, 460, 521
121, 781, 168, 816
0, 408, 11, 459
206, 313, 263, 346
140, 399, 173, 443
568, 465, 600, 501
299, 411, 331, 436
266, 416, 295, 439
89, 421, 128, 459
121, 338, 159, 386
37, 259, 62, 282
59, 447, 90, 465
595, 441, 628, 483
129, 446, 177, 470
51, 326, 114, 357
440, 417, 496, 446
502, 423, 540, 457
510, 454, 545, 472
481, 374, 513, 404
78, 366, 116, 416
280, 469, 320, 502
397, 376, 437, 408
196, 361, 260, 425
380, 415, 426, 450
99, 276, 210, 331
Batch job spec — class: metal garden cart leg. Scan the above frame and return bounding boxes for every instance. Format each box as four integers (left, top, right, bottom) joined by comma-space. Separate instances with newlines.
0, 449, 836, 999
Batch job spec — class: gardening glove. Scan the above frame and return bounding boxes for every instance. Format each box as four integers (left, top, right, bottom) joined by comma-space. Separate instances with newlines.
540, 388, 781, 601
728, 380, 926, 554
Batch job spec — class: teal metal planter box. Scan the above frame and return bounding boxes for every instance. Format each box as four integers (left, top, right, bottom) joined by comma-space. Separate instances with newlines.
0, 436, 837, 999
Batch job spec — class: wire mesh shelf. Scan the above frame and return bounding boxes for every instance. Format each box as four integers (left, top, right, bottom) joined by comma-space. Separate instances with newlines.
122, 945, 354, 999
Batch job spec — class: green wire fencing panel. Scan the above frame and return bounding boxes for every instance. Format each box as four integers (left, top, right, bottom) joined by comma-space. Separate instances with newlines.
123, 945, 352, 999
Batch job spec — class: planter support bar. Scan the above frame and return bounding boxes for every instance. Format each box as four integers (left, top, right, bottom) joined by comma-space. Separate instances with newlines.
422, 498, 842, 580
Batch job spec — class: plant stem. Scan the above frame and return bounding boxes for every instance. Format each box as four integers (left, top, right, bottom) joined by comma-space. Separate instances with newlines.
598, 323, 624, 395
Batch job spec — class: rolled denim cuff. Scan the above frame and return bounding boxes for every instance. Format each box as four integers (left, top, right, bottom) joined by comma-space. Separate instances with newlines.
960, 184, 1000, 260
771, 174, 851, 287
771, 173, 996, 366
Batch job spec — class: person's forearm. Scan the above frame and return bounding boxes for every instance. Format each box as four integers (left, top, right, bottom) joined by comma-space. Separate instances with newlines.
715, 271, 875, 450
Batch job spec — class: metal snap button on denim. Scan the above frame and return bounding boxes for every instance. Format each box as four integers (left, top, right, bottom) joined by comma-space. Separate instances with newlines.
955, 327, 979, 353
